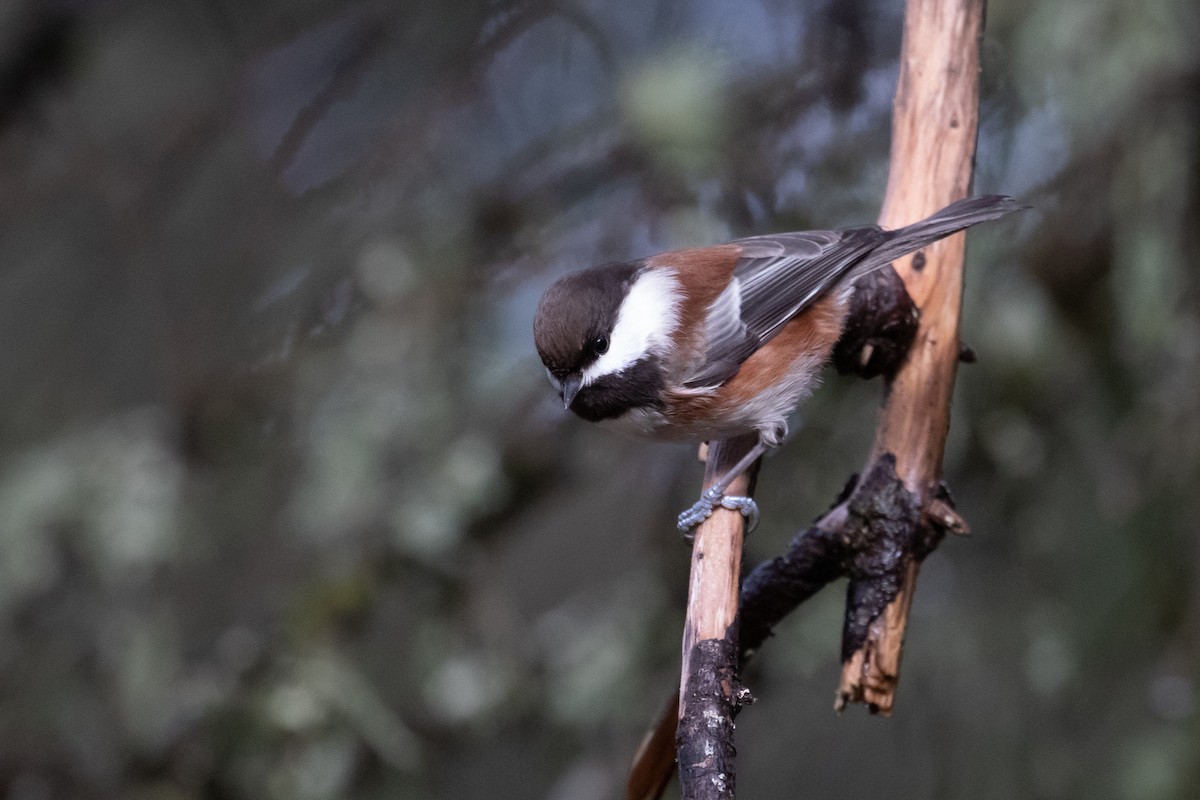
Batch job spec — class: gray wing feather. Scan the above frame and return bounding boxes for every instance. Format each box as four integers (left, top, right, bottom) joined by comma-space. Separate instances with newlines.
682, 227, 883, 388
734, 228, 884, 341
681, 195, 1022, 389
681, 278, 757, 388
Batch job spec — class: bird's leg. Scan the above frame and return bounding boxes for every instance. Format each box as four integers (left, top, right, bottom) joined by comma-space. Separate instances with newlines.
677, 439, 769, 539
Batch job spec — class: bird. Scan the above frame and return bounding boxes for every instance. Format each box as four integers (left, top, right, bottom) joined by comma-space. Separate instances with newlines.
533, 195, 1020, 533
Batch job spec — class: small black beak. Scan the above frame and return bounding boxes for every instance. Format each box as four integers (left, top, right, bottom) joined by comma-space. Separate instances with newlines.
561, 374, 582, 409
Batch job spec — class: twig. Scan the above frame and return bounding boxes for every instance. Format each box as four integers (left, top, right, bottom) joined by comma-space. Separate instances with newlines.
675, 434, 759, 800
627, 692, 679, 800
836, 0, 987, 715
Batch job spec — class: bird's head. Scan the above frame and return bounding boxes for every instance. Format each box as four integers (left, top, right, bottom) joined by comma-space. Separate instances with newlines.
533, 261, 680, 420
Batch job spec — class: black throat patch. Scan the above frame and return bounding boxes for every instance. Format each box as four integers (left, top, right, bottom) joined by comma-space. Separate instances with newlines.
570, 356, 664, 422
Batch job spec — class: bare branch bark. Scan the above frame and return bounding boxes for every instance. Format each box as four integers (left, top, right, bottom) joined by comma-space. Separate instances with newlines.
675, 434, 759, 800
837, 0, 986, 715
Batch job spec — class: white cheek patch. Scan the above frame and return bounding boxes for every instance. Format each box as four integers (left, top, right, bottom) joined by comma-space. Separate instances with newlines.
582, 269, 681, 385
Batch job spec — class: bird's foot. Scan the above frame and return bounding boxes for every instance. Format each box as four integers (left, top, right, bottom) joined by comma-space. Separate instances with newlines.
718, 495, 760, 532
677, 487, 760, 543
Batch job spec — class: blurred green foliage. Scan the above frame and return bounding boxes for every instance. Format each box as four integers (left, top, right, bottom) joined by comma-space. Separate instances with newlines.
0, 0, 1198, 798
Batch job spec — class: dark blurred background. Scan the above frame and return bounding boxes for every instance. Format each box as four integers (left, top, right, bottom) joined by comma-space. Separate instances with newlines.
1, 0, 1198, 798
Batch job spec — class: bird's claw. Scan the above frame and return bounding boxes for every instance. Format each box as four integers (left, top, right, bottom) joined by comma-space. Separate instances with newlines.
718, 495, 760, 532
677, 487, 760, 542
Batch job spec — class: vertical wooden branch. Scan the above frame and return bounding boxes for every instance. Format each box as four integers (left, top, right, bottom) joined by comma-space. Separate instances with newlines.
676, 434, 759, 800
836, 0, 986, 715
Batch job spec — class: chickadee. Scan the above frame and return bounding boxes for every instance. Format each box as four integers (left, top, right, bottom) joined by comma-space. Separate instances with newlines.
534, 195, 1020, 532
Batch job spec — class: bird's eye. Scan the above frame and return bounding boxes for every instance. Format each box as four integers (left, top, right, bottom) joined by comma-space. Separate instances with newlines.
592, 335, 609, 355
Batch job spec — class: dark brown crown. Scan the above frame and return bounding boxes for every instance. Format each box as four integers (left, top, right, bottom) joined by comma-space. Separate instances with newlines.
533, 260, 641, 376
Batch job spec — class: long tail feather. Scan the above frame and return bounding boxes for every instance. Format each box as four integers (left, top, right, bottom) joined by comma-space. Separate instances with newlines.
871, 194, 1024, 266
